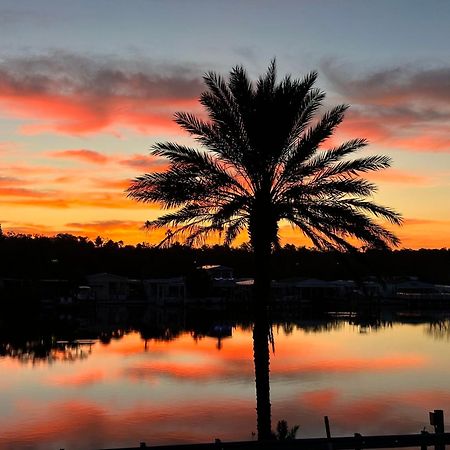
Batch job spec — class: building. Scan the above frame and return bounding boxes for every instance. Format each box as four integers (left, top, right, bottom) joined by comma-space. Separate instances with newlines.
143, 277, 186, 306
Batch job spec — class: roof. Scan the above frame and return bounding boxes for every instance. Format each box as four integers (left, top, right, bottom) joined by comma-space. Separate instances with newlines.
199, 265, 233, 271
86, 273, 129, 282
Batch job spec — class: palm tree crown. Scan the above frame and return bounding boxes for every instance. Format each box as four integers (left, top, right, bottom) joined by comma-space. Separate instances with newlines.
127, 62, 402, 258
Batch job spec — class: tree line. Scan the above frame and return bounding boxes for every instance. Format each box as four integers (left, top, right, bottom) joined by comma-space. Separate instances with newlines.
0, 230, 448, 283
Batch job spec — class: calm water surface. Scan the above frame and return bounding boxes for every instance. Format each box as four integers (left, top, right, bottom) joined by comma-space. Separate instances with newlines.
1, 315, 450, 449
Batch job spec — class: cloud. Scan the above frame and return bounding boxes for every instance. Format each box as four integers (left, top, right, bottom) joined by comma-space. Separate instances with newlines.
0, 141, 20, 153
0, 51, 204, 135
49, 149, 110, 164
0, 219, 156, 244
89, 178, 131, 190
2, 164, 58, 176
65, 220, 145, 232
322, 63, 450, 153
0, 189, 146, 209
323, 63, 450, 105
52, 175, 81, 185
405, 218, 450, 226
0, 186, 50, 198
0, 176, 26, 186
119, 154, 168, 170
364, 169, 430, 185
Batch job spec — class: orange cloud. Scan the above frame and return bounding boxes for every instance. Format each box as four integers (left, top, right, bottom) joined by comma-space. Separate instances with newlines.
0, 219, 162, 244
65, 220, 145, 234
3, 164, 60, 176
0, 190, 147, 209
52, 175, 81, 185
405, 218, 450, 226
0, 176, 28, 187
49, 149, 110, 164
0, 187, 50, 198
388, 217, 450, 248
89, 178, 131, 190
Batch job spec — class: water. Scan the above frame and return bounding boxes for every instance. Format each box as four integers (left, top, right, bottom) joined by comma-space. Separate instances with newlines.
1, 311, 450, 449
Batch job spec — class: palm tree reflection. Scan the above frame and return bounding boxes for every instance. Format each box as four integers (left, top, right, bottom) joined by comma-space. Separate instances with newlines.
252, 293, 273, 441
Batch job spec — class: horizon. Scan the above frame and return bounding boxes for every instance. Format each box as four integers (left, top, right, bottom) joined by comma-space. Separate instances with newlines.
1, 1, 449, 249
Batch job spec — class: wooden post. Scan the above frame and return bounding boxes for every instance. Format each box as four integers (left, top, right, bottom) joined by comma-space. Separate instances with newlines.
324, 416, 333, 450
421, 429, 429, 450
324, 416, 332, 439
429, 410, 444, 450
354, 432, 362, 450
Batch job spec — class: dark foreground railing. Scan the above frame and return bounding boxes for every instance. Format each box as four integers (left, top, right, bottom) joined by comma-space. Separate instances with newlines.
98, 432, 450, 450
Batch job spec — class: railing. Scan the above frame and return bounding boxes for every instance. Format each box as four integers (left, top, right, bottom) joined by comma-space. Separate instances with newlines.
100, 432, 450, 450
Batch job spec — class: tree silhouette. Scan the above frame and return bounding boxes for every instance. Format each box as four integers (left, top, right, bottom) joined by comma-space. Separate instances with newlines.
127, 61, 402, 440
127, 61, 401, 292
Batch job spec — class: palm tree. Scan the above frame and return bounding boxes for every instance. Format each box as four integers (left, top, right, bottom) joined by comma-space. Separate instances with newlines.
127, 61, 402, 441
127, 61, 402, 292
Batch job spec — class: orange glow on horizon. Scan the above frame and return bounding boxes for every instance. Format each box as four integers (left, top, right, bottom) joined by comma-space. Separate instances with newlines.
0, 74, 448, 249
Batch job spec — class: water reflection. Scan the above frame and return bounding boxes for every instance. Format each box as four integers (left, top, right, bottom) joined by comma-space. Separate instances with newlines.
426, 319, 450, 340
252, 302, 272, 440
3, 307, 450, 362
0, 339, 94, 364
1, 305, 450, 449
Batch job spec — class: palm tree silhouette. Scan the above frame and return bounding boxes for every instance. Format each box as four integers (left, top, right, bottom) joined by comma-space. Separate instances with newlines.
127, 61, 402, 440
127, 61, 401, 293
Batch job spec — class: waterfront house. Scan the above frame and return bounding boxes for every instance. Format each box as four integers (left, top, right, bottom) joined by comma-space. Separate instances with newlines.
143, 277, 186, 306
86, 273, 131, 302
199, 265, 234, 280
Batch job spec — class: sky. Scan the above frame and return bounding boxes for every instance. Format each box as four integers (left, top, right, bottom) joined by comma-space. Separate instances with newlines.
0, 0, 449, 248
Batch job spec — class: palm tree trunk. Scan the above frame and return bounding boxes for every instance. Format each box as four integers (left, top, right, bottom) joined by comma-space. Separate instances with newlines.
249, 199, 276, 303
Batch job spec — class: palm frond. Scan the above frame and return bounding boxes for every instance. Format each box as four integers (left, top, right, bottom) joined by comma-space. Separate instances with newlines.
279, 104, 349, 187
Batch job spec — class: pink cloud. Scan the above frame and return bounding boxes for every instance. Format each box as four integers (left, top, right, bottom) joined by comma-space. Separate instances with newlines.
365, 169, 430, 185
323, 64, 450, 154
0, 53, 203, 136
49, 149, 110, 164
119, 154, 168, 171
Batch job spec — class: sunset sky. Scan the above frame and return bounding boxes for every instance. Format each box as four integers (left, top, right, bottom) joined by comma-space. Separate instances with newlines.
0, 0, 449, 248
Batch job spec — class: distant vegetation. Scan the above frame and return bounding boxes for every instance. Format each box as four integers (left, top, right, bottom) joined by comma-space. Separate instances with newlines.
0, 231, 448, 284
